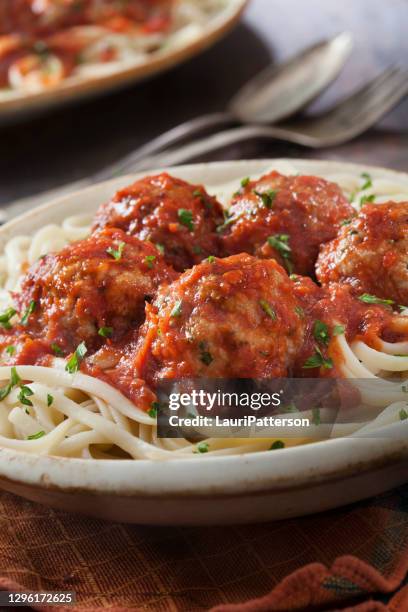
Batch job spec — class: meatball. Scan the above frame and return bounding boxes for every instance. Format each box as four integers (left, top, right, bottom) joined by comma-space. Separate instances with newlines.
16, 228, 177, 352
316, 202, 408, 305
221, 172, 353, 276
92, 173, 225, 272
135, 254, 306, 382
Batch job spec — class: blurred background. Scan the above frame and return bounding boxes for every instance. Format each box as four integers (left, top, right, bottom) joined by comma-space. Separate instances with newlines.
1, 0, 407, 208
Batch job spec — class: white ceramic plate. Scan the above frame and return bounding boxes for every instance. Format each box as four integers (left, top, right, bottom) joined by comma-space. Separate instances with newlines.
0, 0, 247, 122
0, 158, 407, 525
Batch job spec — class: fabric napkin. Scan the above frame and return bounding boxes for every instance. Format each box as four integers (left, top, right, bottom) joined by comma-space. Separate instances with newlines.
0, 484, 407, 611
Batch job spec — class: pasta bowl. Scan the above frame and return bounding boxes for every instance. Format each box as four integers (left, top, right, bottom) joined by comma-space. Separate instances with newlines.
0, 158, 407, 525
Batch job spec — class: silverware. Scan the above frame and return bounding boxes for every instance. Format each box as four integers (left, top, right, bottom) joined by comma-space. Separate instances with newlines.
130, 66, 408, 171
94, 32, 352, 181
3, 33, 353, 218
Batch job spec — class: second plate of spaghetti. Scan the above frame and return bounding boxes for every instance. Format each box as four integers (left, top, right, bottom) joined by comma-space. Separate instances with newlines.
0, 0, 247, 120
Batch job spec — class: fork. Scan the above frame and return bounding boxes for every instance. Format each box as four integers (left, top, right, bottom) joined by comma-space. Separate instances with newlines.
117, 66, 408, 173
93, 32, 353, 177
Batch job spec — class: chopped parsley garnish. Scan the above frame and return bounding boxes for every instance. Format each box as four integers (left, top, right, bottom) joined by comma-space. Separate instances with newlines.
21, 300, 36, 326
259, 300, 277, 320
27, 430, 46, 440
178, 209, 194, 231
47, 394, 54, 407
0, 307, 16, 330
192, 245, 202, 255
270, 440, 285, 450
193, 189, 205, 202
303, 346, 333, 370
51, 343, 63, 356
312, 408, 321, 426
148, 401, 160, 419
5, 345, 16, 356
267, 234, 293, 273
145, 255, 156, 269
295, 306, 304, 318
0, 367, 21, 401
313, 320, 330, 346
199, 342, 213, 366
106, 241, 125, 261
98, 327, 113, 338
170, 300, 182, 318
18, 385, 34, 407
33, 40, 49, 55
340, 218, 352, 226
241, 177, 250, 188
207, 256, 216, 264
195, 442, 209, 454
216, 218, 234, 233
155, 243, 165, 255
285, 402, 298, 413
333, 324, 345, 336
399, 409, 408, 421
358, 294, 394, 306
255, 189, 277, 209
65, 341, 87, 374
200, 351, 213, 366
360, 194, 375, 206
361, 172, 373, 191
10, 367, 21, 387
216, 209, 237, 234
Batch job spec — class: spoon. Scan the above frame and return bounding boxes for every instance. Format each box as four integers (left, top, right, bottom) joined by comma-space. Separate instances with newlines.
97, 31, 353, 179
230, 31, 353, 124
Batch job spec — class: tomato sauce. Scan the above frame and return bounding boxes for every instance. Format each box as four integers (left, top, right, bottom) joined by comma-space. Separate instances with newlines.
82, 331, 156, 409
1, 174, 407, 413
292, 278, 399, 377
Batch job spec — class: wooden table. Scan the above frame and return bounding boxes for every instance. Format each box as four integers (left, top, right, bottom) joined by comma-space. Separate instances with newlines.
0, 0, 407, 209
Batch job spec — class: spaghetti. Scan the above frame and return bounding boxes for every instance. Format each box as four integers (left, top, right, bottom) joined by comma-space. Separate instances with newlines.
0, 164, 407, 460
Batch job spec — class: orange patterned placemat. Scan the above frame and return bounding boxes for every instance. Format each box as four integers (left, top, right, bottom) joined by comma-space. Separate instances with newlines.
0, 486, 407, 611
